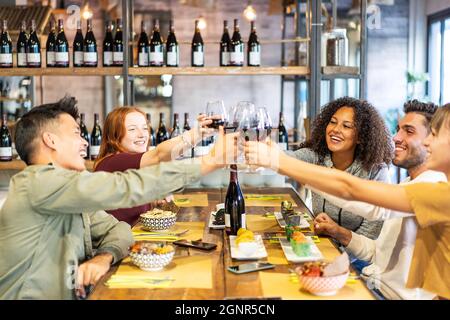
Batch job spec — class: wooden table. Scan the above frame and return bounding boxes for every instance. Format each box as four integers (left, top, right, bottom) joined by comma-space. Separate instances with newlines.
89, 187, 376, 300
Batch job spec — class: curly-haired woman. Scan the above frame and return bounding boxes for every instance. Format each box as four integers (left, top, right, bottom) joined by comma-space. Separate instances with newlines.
289, 97, 394, 240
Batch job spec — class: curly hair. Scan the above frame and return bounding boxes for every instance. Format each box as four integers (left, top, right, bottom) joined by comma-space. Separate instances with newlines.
301, 97, 393, 171
403, 99, 438, 130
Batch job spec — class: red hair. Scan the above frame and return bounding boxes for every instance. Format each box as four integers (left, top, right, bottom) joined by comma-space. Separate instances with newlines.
94, 106, 146, 169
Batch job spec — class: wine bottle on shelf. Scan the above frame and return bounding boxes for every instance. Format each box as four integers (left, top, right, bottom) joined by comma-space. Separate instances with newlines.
46, 20, 56, 67
103, 21, 114, 67
278, 112, 288, 151
55, 19, 69, 67
191, 20, 204, 67
225, 164, 246, 235
220, 20, 231, 67
146, 113, 156, 149
137, 21, 149, 67
90, 113, 102, 160
0, 20, 13, 68
73, 20, 84, 67
79, 113, 90, 160
183, 113, 191, 131
149, 19, 164, 67
83, 19, 97, 67
166, 20, 179, 67
230, 19, 244, 67
0, 113, 12, 162
27, 20, 41, 68
247, 21, 260, 67
156, 112, 169, 145
183, 113, 194, 158
113, 19, 123, 66
170, 113, 181, 138
17, 21, 28, 68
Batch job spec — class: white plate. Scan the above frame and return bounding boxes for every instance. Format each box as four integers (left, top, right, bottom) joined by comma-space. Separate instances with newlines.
229, 235, 268, 260
209, 211, 225, 229
279, 237, 323, 263
274, 211, 310, 229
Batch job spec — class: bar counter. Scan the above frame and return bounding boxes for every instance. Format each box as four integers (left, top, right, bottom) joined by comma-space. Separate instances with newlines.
89, 187, 376, 300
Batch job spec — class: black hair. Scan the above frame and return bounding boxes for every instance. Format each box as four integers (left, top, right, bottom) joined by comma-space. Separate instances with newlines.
403, 99, 438, 131
301, 96, 393, 171
14, 96, 79, 165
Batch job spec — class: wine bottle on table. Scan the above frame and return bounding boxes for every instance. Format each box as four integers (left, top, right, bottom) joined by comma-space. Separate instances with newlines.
55, 19, 69, 67
247, 21, 260, 67
149, 19, 164, 67
17, 20, 28, 68
0, 20, 13, 68
27, 20, 41, 68
166, 20, 179, 67
191, 20, 204, 67
146, 113, 156, 149
90, 113, 102, 160
278, 112, 288, 151
156, 112, 169, 145
46, 20, 56, 67
220, 20, 231, 67
79, 113, 90, 159
137, 21, 149, 67
113, 19, 123, 66
73, 20, 84, 67
225, 164, 246, 235
170, 113, 181, 138
0, 113, 12, 162
230, 19, 244, 67
83, 19, 97, 67
103, 21, 114, 67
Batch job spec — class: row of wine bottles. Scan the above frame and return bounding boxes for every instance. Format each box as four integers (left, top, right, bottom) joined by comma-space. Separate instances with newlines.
0, 18, 123, 68
0, 18, 261, 68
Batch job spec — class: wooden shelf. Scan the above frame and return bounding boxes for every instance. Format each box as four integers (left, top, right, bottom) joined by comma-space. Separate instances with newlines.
0, 160, 95, 171
321, 66, 360, 79
129, 66, 310, 76
0, 97, 31, 103
0, 67, 123, 77
0, 66, 309, 77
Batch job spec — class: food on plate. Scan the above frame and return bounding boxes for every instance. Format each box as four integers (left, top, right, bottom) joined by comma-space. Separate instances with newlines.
213, 208, 225, 225
235, 228, 255, 245
285, 225, 304, 240
290, 231, 311, 256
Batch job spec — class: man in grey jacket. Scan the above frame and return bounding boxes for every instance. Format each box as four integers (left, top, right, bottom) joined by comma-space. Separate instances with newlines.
0, 97, 235, 300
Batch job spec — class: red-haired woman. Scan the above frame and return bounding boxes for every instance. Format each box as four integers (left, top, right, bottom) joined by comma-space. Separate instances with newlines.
94, 107, 212, 225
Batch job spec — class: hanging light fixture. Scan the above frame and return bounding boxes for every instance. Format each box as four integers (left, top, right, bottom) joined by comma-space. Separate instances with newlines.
82, 0, 93, 20
243, 1, 257, 21
197, 15, 207, 30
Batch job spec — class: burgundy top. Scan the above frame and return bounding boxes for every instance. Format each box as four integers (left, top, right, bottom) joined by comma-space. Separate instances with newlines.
94, 152, 150, 226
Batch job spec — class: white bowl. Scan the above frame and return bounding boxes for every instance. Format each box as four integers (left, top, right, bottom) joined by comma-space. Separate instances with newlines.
296, 271, 349, 296
139, 212, 177, 231
129, 251, 175, 271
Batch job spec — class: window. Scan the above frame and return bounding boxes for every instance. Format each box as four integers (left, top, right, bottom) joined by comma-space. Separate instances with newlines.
427, 9, 450, 105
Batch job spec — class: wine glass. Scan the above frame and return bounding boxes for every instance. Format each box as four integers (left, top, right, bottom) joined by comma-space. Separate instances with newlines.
206, 100, 227, 129
256, 107, 273, 142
